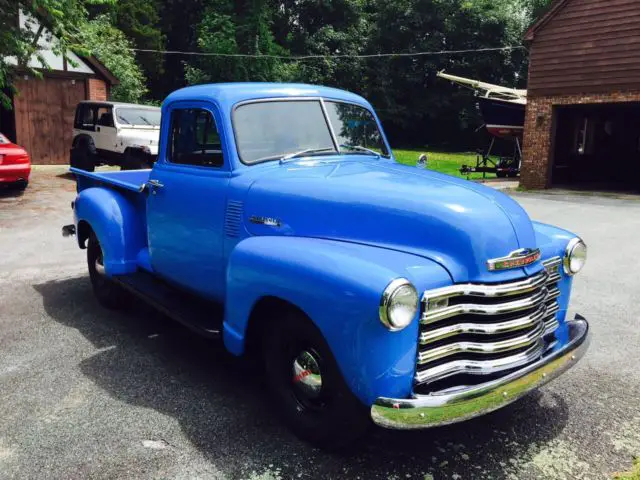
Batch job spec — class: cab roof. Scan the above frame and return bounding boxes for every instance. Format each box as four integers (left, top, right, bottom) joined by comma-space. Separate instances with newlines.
164, 83, 373, 110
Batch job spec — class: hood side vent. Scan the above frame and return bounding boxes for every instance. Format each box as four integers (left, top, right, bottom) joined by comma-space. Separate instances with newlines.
224, 200, 244, 238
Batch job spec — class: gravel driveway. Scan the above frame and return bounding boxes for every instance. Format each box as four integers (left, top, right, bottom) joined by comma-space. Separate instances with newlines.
1, 168, 638, 479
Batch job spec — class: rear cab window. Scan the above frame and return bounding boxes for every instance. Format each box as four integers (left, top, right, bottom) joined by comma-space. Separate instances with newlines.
168, 108, 224, 168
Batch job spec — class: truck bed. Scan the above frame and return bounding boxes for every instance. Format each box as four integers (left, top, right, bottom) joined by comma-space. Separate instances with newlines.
71, 168, 151, 193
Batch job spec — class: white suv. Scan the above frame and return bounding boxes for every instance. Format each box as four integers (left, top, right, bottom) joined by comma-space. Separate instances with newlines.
70, 101, 161, 171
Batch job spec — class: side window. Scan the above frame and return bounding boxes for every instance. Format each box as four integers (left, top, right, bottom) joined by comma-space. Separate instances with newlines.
75, 105, 96, 130
169, 108, 223, 167
96, 107, 114, 127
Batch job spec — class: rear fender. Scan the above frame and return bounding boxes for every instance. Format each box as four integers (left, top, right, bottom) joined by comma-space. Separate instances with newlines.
223, 236, 452, 405
74, 187, 146, 276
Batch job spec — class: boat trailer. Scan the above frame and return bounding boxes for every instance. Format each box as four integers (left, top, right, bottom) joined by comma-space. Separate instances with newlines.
460, 135, 522, 179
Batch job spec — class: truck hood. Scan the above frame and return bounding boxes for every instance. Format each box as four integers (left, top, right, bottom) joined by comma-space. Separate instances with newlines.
244, 158, 540, 283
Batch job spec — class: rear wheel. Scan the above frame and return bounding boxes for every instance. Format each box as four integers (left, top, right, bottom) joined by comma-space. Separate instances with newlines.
87, 233, 128, 309
262, 310, 369, 449
121, 149, 150, 170
70, 144, 95, 172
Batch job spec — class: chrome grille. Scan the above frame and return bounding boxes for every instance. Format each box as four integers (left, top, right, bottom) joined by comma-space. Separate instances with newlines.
415, 257, 562, 388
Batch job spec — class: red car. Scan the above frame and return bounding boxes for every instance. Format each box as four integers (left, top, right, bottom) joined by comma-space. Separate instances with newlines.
0, 133, 31, 189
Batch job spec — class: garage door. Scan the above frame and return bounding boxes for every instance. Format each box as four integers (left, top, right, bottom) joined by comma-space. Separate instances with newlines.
553, 103, 640, 190
14, 77, 86, 165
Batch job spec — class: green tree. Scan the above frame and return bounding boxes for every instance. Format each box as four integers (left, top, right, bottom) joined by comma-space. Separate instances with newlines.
88, 0, 166, 98
0, 0, 112, 108
185, 0, 297, 85
78, 15, 148, 102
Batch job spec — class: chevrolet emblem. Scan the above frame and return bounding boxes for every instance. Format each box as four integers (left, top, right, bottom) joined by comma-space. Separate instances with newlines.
487, 248, 541, 271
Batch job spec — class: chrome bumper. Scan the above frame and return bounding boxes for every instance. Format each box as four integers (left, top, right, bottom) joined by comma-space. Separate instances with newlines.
371, 316, 590, 429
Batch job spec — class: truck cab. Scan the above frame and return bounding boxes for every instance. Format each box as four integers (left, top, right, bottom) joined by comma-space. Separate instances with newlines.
64, 83, 590, 449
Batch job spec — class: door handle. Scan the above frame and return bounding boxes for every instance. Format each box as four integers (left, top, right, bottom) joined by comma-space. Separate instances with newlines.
96, 126, 101, 132
147, 179, 164, 194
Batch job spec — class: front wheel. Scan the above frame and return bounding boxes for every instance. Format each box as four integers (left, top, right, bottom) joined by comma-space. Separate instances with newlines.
263, 311, 370, 449
87, 233, 128, 309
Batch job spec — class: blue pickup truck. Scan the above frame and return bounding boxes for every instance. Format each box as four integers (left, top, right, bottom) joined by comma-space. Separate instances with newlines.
64, 83, 590, 448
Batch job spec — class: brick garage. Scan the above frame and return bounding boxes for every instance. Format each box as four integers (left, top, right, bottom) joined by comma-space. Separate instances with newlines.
521, 0, 640, 190
1, 11, 118, 164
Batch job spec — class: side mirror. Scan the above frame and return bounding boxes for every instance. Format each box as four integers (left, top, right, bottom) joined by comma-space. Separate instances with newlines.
417, 154, 428, 168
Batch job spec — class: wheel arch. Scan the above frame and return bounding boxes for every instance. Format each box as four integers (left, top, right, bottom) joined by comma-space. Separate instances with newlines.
244, 295, 311, 358
76, 219, 93, 249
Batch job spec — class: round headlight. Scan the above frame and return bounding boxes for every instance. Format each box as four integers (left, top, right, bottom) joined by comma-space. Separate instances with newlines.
379, 279, 419, 331
564, 238, 587, 276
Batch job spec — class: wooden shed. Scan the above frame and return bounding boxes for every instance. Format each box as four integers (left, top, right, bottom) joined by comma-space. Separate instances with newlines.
521, 0, 640, 190
0, 12, 119, 165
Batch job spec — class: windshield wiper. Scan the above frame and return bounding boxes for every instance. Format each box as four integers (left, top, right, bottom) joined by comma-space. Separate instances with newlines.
117, 115, 131, 125
340, 144, 381, 157
279, 147, 336, 163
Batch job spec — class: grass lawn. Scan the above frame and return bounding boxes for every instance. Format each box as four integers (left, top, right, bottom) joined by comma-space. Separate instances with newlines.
393, 148, 498, 180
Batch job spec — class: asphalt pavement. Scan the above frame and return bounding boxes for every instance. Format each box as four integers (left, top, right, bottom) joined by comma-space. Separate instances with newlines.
0, 168, 638, 479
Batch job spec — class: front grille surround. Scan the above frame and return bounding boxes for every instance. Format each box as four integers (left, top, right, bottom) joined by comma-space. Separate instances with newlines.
415, 257, 562, 389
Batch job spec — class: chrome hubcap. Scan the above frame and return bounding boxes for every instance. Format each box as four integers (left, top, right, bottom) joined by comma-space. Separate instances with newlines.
292, 350, 322, 399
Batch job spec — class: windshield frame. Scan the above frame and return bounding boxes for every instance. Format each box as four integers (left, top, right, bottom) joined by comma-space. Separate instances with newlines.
231, 97, 391, 166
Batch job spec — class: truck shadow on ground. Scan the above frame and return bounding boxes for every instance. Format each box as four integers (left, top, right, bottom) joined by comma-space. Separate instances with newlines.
34, 276, 571, 479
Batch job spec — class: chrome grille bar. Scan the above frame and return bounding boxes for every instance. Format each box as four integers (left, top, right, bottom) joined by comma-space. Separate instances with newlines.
415, 342, 547, 385
415, 256, 564, 388
420, 305, 548, 345
421, 270, 548, 302
417, 322, 546, 365
422, 287, 549, 324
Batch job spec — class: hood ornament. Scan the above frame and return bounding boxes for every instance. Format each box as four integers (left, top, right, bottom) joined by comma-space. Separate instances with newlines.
487, 248, 541, 271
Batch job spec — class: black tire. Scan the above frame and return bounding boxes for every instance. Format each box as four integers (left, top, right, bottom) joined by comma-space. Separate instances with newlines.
496, 170, 508, 178
121, 150, 149, 170
87, 233, 128, 309
70, 144, 95, 172
9, 180, 28, 191
263, 310, 370, 449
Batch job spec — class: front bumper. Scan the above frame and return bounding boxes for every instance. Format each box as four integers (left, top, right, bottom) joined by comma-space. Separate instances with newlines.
371, 316, 590, 429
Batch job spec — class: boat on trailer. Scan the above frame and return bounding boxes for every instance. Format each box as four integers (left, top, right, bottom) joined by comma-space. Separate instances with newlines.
437, 71, 527, 178
437, 71, 526, 139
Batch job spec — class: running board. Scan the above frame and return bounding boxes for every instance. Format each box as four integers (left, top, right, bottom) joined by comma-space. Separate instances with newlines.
113, 271, 223, 338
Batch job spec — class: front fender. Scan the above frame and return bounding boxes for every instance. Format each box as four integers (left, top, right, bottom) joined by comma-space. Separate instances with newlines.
74, 187, 146, 276
223, 236, 452, 406
533, 221, 580, 344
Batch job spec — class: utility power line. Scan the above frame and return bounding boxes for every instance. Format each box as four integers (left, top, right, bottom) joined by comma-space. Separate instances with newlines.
130, 45, 527, 60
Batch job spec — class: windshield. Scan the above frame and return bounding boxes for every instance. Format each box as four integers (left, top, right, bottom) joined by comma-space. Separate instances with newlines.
324, 101, 389, 156
0, 133, 8, 144
116, 107, 161, 127
233, 99, 389, 164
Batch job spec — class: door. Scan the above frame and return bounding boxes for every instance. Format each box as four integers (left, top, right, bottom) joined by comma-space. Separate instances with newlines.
146, 104, 230, 301
94, 106, 118, 153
